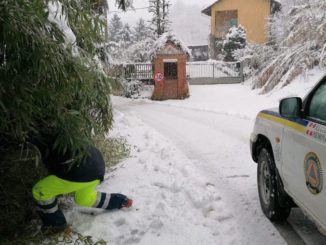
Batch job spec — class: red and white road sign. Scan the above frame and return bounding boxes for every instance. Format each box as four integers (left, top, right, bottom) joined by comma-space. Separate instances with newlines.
154, 72, 164, 82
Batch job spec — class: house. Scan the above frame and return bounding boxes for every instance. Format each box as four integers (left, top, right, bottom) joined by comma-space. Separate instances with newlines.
188, 45, 209, 61
202, 0, 281, 44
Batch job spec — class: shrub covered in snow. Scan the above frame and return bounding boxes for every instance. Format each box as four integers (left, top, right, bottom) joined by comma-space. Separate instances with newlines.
120, 79, 143, 98
253, 0, 326, 93
222, 25, 247, 62
208, 26, 246, 61
127, 38, 155, 63
233, 44, 275, 78
118, 79, 154, 99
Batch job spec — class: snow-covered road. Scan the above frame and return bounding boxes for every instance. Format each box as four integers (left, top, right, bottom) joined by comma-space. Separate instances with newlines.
113, 97, 285, 244
67, 72, 325, 244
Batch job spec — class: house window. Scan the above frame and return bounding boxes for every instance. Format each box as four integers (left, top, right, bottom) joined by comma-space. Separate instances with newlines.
215, 10, 238, 38
164, 62, 178, 80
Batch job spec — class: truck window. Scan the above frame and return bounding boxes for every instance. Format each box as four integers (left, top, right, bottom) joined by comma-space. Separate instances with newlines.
308, 81, 326, 121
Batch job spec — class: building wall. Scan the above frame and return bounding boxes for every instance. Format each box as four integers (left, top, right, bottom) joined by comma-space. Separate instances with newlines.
210, 0, 271, 44
152, 53, 189, 100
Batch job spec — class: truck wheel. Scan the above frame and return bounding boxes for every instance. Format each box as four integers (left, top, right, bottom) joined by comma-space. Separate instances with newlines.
257, 148, 291, 221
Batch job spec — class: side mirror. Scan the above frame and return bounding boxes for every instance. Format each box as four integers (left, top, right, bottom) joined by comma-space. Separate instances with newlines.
279, 97, 303, 118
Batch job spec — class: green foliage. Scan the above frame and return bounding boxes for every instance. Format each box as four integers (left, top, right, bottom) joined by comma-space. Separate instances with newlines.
0, 0, 112, 158
0, 0, 132, 241
222, 25, 246, 62
0, 0, 115, 240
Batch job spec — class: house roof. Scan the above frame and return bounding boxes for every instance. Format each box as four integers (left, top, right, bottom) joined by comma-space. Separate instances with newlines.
201, 0, 281, 16
201, 0, 220, 16
150, 32, 190, 59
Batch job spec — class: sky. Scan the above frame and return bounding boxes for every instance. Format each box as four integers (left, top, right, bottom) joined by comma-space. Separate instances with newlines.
108, 0, 214, 19
107, 0, 215, 45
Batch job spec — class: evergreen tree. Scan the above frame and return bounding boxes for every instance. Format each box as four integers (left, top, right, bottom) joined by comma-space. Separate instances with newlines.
222, 25, 247, 61
149, 0, 171, 37
108, 16, 156, 63
121, 23, 133, 48
107, 14, 130, 63
109, 13, 124, 43
134, 18, 154, 42
126, 18, 155, 63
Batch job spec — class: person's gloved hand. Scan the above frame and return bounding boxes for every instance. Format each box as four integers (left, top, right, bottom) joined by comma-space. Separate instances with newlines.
107, 193, 133, 210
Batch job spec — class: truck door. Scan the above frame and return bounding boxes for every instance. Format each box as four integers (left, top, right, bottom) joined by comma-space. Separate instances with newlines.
282, 80, 326, 226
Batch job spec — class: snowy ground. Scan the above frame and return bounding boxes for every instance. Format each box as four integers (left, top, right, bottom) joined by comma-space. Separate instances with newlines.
66, 69, 325, 244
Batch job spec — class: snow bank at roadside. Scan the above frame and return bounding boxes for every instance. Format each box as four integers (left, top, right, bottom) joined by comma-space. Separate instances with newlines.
145, 68, 325, 120
66, 104, 284, 244
66, 109, 234, 244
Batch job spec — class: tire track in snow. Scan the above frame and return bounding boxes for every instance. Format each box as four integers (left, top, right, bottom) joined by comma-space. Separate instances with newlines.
116, 101, 287, 245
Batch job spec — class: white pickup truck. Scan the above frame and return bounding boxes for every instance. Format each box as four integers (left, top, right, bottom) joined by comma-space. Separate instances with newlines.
250, 75, 326, 232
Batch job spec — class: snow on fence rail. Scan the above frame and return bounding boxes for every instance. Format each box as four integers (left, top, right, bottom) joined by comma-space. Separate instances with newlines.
105, 63, 153, 81
124, 63, 153, 80
107, 61, 243, 84
186, 61, 243, 85
186, 61, 239, 78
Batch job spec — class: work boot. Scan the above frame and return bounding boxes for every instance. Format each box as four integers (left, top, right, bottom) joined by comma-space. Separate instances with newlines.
36, 197, 68, 233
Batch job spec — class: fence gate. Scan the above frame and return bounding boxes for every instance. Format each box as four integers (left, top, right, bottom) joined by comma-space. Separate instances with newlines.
186, 61, 243, 85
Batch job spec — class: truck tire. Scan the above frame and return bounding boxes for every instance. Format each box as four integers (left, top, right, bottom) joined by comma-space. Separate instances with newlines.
257, 148, 291, 221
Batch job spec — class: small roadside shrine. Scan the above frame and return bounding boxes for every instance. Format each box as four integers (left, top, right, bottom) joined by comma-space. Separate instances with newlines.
151, 33, 190, 100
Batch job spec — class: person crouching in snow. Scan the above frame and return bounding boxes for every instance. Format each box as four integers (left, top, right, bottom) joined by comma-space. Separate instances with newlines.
30, 131, 133, 233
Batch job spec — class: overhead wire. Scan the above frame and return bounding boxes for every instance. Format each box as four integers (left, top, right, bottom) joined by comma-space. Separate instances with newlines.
108, 6, 150, 14
108, 3, 170, 14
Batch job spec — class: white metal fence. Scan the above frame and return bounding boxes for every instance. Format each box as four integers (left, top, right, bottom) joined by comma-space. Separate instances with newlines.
186, 61, 243, 84
186, 61, 239, 78
108, 61, 243, 84
124, 63, 153, 80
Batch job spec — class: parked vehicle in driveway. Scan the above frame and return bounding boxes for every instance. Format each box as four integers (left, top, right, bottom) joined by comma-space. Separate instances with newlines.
250, 74, 326, 232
